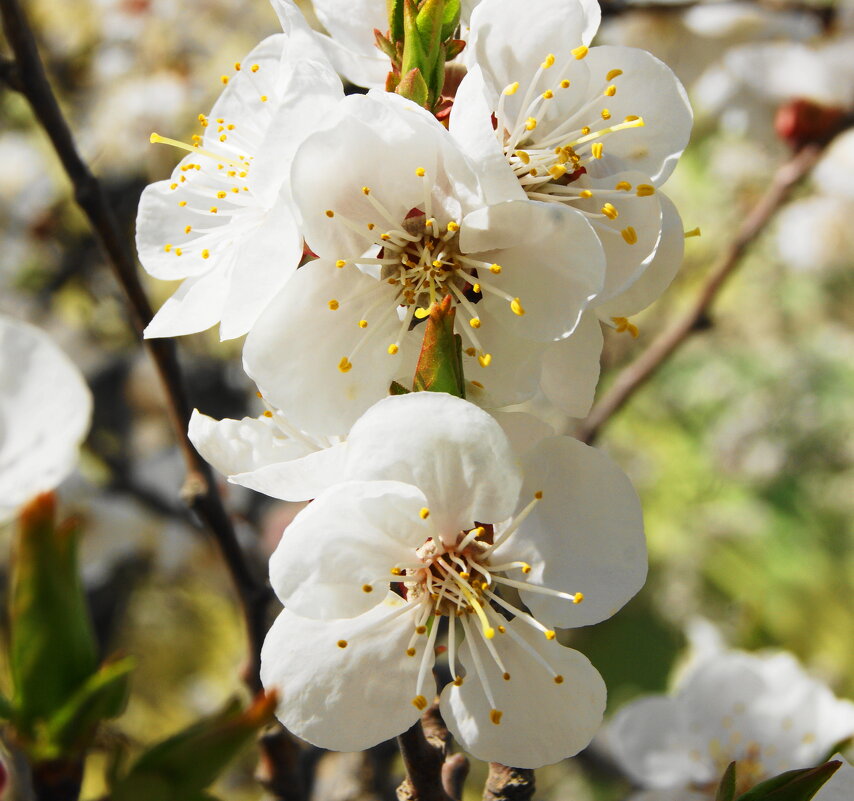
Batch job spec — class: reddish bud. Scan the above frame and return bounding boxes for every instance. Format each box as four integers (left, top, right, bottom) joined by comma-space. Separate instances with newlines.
775, 98, 846, 150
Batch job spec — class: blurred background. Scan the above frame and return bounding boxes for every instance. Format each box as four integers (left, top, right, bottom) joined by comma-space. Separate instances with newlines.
0, 0, 852, 799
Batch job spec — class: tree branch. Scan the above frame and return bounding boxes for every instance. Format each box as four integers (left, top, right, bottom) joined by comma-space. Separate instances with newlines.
575, 143, 825, 445
397, 706, 467, 801
482, 764, 535, 801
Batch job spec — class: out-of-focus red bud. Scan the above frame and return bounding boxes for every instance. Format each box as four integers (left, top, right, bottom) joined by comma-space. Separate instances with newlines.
775, 99, 846, 150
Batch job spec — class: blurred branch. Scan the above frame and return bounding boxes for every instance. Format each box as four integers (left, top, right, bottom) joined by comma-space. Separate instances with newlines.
575, 143, 824, 445
0, 54, 21, 91
482, 765, 535, 801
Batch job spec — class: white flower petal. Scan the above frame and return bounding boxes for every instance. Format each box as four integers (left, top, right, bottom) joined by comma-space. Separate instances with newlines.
440, 619, 606, 768
0, 317, 92, 523
581, 46, 692, 185
243, 259, 402, 438
261, 596, 431, 751
343, 393, 522, 538
496, 436, 646, 628
539, 312, 604, 419
269, 480, 432, 617
143, 267, 231, 339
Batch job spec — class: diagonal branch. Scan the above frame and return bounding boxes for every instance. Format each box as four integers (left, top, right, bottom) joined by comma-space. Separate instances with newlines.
0, 0, 272, 692
575, 143, 825, 445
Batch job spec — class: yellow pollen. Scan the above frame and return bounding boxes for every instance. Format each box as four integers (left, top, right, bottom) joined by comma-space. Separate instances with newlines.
198, 113, 207, 124
251, 64, 260, 73
170, 182, 178, 190
572, 45, 588, 60
220, 75, 229, 84
338, 357, 353, 373
387, 343, 399, 355
579, 189, 593, 198
358, 320, 368, 329
470, 317, 481, 329
453, 676, 463, 686
472, 283, 481, 293
325, 209, 335, 218
447, 221, 459, 232
529, 168, 539, 177
335, 259, 347, 268
684, 227, 702, 238
581, 126, 591, 135
216, 191, 227, 199
502, 672, 511, 681
414, 307, 430, 319
504, 81, 519, 95
542, 90, 554, 99
201, 249, 210, 259
636, 184, 655, 196
497, 625, 506, 634
478, 353, 492, 367
328, 299, 340, 310
263, 410, 273, 418
184, 225, 192, 233
542, 53, 555, 68
525, 117, 538, 131
510, 298, 525, 316
601, 108, 612, 120
234, 62, 241, 70
406, 647, 416, 657
164, 244, 172, 252
209, 206, 218, 213
219, 135, 227, 143
548, 164, 567, 180
432, 259, 443, 269
464, 347, 476, 356
337, 640, 348, 648
607, 68, 623, 80
604, 85, 617, 97
390, 567, 403, 576
490, 709, 503, 725
489, 263, 502, 274
416, 625, 427, 634
521, 563, 532, 574
174, 248, 182, 256
380, 233, 391, 241
573, 592, 584, 604
178, 201, 187, 207
361, 186, 371, 195
612, 316, 639, 337
621, 227, 638, 245
459, 571, 470, 580
591, 143, 604, 159
362, 584, 373, 593
554, 675, 565, 684
615, 181, 632, 191
544, 630, 556, 640
261, 95, 268, 102
625, 114, 640, 122
535, 491, 543, 499
419, 507, 430, 520
601, 203, 618, 220
415, 167, 426, 177
560, 79, 571, 89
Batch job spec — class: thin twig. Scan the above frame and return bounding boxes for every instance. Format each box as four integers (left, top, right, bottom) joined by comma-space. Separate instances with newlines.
0, 0, 272, 693
482, 764, 535, 801
397, 706, 465, 801
575, 143, 824, 445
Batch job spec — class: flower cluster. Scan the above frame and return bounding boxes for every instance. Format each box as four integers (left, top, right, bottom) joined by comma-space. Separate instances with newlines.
140, 0, 693, 768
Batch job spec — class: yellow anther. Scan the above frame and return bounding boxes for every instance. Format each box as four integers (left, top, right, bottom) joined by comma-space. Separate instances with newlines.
201, 249, 210, 259
263, 410, 273, 418
387, 343, 399, 355
544, 630, 556, 640
419, 507, 430, 520
464, 347, 476, 356
601, 108, 612, 120
684, 227, 702, 238
573, 592, 584, 604
390, 567, 403, 576
471, 380, 484, 389
227, 124, 235, 130
416, 625, 427, 634
184, 225, 192, 234
470, 317, 481, 329
484, 626, 496, 639
512, 150, 531, 166
535, 490, 544, 499
621, 226, 638, 245
581, 126, 591, 135
625, 114, 640, 122
560, 79, 571, 89
554, 674, 565, 684
579, 189, 593, 198
198, 113, 207, 124
432, 259, 443, 269
504, 81, 519, 95
380, 233, 391, 241
425, 218, 435, 228
489, 263, 502, 274
358, 320, 368, 329
216, 118, 224, 124
170, 182, 178, 190
490, 709, 503, 725
414, 307, 431, 319
460, 572, 470, 580
405, 647, 417, 657
174, 248, 182, 256
234, 62, 241, 70
337, 640, 348, 649
548, 164, 567, 180
521, 563, 532, 574
542, 90, 554, 100
325, 209, 335, 218
529, 168, 539, 177
231, 187, 240, 193
606, 68, 623, 80
510, 298, 525, 316
591, 143, 604, 159
542, 53, 555, 69
636, 184, 655, 196
361, 584, 373, 593
615, 181, 632, 191
338, 357, 353, 373
415, 167, 426, 177
209, 207, 218, 213
472, 283, 481, 293
216, 191, 227, 199
502, 672, 511, 681
260, 95, 268, 102
447, 220, 459, 232
164, 243, 172, 252
612, 316, 639, 337
572, 45, 588, 60
525, 117, 538, 131
478, 353, 492, 367
178, 201, 187, 207
362, 186, 371, 195
601, 203, 618, 220
220, 75, 229, 84
328, 299, 339, 310
604, 85, 617, 97
251, 64, 260, 73
219, 134, 227, 142
497, 625, 506, 634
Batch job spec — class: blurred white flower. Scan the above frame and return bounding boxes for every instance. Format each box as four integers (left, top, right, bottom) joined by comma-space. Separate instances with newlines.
260, 392, 646, 767
0, 316, 92, 524
606, 625, 854, 799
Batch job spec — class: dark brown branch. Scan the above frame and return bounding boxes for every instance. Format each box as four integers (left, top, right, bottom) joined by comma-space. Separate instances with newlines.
397, 706, 467, 801
482, 764, 535, 801
575, 143, 824, 445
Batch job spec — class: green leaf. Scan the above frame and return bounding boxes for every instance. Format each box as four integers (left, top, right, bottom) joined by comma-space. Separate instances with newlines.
445, 38, 465, 61
374, 28, 397, 62
412, 294, 465, 398
387, 0, 405, 43
112, 693, 277, 801
0, 691, 14, 721
396, 67, 429, 108
9, 495, 98, 734
735, 761, 841, 801
43, 656, 135, 757
716, 762, 737, 801
440, 0, 461, 41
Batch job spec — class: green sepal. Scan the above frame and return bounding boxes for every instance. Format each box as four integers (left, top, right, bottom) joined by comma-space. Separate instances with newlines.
39, 656, 135, 758
735, 761, 841, 801
445, 38, 466, 61
440, 0, 461, 41
374, 28, 397, 62
415, 0, 446, 102
412, 294, 465, 398
396, 67, 429, 108
387, 0, 405, 43
390, 381, 411, 395
401, 0, 427, 77
716, 762, 737, 801
111, 693, 277, 801
9, 494, 98, 735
